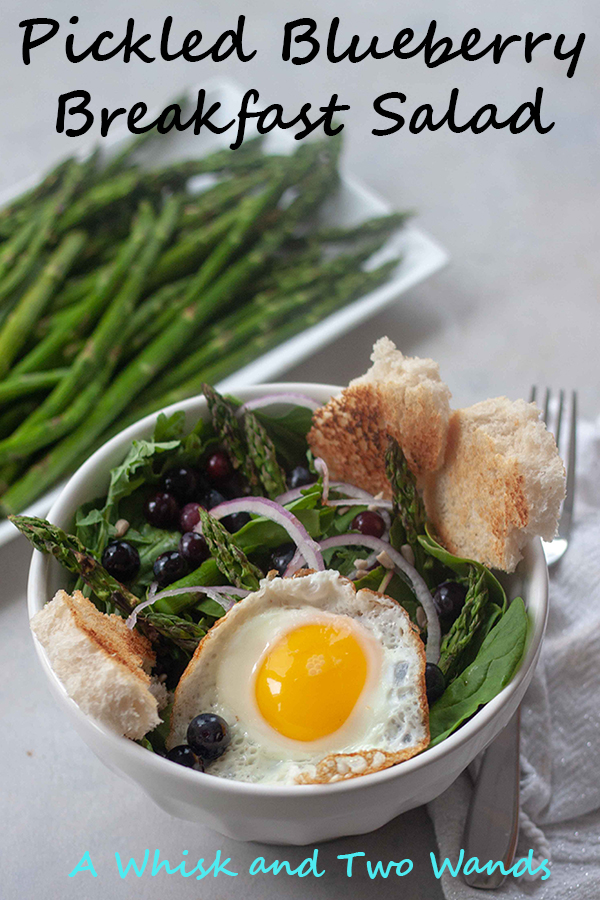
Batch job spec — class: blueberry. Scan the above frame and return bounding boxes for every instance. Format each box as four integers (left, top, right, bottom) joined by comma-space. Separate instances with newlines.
351, 510, 385, 538
270, 543, 296, 576
202, 489, 226, 510
221, 512, 251, 533
425, 663, 446, 705
433, 581, 468, 632
153, 551, 188, 587
161, 466, 204, 504
144, 491, 180, 529
205, 450, 233, 485
179, 502, 202, 533
165, 745, 204, 771
187, 713, 231, 761
179, 532, 210, 567
101, 541, 140, 583
288, 466, 314, 489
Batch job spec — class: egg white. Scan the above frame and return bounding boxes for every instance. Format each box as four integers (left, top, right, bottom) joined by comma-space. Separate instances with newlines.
168, 569, 428, 784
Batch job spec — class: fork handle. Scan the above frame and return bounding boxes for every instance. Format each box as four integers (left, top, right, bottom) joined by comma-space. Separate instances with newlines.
462, 708, 521, 889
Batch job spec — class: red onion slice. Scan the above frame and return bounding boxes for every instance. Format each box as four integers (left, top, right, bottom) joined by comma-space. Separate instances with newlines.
237, 393, 321, 416
275, 484, 318, 506
325, 498, 394, 510
127, 584, 249, 629
197, 497, 325, 572
275, 480, 382, 507
319, 534, 440, 663
284, 548, 306, 577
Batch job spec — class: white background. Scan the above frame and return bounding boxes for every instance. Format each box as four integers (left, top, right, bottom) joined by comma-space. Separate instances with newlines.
1, 1, 598, 897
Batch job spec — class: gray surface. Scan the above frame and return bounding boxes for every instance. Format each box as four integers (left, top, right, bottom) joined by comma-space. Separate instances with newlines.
1, 0, 598, 897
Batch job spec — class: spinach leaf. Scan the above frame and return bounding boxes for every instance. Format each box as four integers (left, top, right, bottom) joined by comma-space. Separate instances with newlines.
256, 406, 315, 468
428, 597, 528, 746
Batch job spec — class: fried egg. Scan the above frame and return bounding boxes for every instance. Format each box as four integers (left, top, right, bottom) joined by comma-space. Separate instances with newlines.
168, 569, 429, 784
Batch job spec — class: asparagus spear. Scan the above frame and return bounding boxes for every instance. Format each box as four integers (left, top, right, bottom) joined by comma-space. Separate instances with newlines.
0, 157, 75, 232
438, 568, 490, 682
0, 231, 86, 378
203, 383, 260, 490
13, 212, 153, 377
242, 410, 287, 498
125, 279, 190, 351
314, 211, 410, 243
8, 514, 207, 651
0, 218, 38, 288
123, 260, 400, 424
0, 376, 107, 463
0, 400, 37, 441
179, 168, 274, 231
0, 368, 69, 405
0, 151, 314, 471
49, 271, 99, 312
0, 199, 178, 459
0, 160, 85, 307
144, 208, 238, 293
5, 198, 171, 440
57, 170, 142, 232
197, 508, 262, 591
385, 438, 427, 542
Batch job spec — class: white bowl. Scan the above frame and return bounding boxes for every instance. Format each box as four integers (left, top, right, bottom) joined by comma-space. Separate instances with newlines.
27, 383, 548, 845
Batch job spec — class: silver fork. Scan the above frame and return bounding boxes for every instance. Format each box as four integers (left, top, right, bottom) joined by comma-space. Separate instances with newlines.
462, 388, 577, 889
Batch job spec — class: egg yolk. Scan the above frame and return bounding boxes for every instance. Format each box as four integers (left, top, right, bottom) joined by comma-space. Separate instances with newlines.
254, 622, 368, 742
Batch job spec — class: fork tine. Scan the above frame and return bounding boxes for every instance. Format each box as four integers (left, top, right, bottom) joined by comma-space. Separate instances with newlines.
555, 389, 565, 448
561, 391, 577, 529
530, 385, 537, 404
543, 388, 551, 428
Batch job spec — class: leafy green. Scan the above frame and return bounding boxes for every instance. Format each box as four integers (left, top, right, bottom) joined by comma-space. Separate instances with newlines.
428, 597, 529, 746
255, 405, 314, 467
142, 700, 173, 754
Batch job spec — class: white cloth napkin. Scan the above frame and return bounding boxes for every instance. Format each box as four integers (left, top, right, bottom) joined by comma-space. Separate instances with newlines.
427, 414, 600, 899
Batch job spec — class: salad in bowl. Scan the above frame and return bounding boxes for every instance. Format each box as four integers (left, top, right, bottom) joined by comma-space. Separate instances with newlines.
18, 339, 563, 840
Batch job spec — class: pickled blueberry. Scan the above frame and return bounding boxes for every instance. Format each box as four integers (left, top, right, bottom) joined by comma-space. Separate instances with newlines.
351, 510, 385, 538
202, 489, 226, 510
205, 449, 233, 485
161, 466, 204, 503
179, 502, 202, 533
270, 543, 296, 575
144, 491, 180, 529
425, 663, 446, 705
179, 532, 210, 566
101, 541, 140, 583
187, 713, 231, 761
221, 512, 251, 533
153, 551, 188, 587
433, 581, 468, 632
165, 745, 204, 770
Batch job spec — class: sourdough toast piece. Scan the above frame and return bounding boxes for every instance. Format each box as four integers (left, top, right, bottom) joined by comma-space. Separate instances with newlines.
422, 397, 566, 572
30, 589, 161, 739
308, 337, 452, 496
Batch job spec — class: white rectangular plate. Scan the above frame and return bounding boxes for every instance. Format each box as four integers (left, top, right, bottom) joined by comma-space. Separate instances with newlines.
0, 78, 448, 547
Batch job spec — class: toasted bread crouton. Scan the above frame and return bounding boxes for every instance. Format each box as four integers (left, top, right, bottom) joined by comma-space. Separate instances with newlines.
422, 398, 566, 572
308, 337, 452, 496
30, 590, 161, 739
